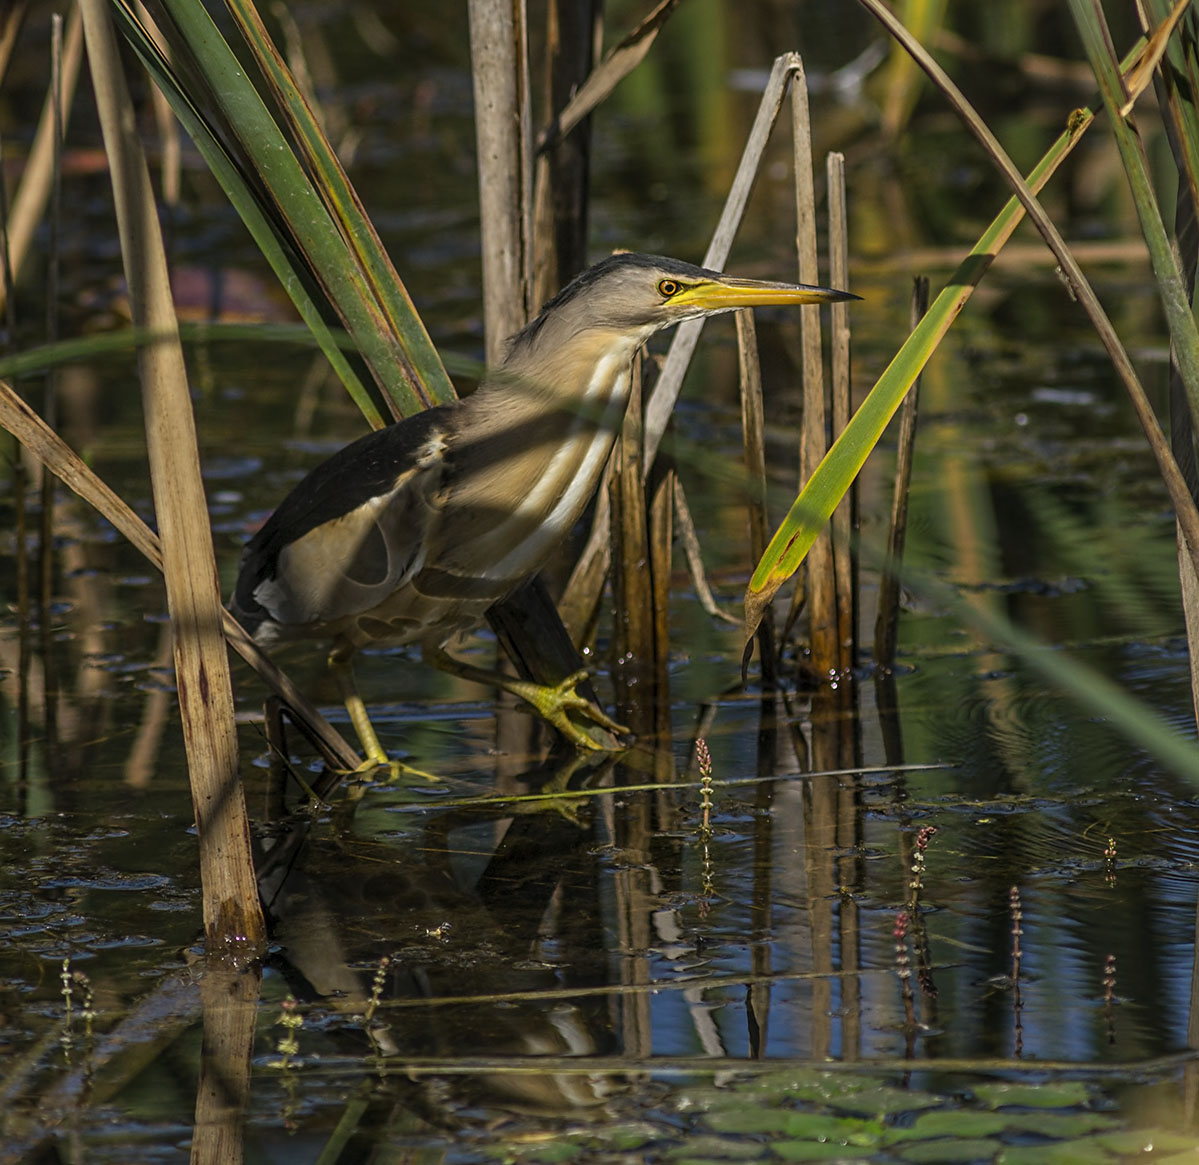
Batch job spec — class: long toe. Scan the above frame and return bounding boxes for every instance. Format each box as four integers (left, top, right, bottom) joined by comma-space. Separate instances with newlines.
535, 673, 630, 749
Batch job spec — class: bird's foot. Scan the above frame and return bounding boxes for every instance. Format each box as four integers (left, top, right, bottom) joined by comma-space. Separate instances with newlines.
514, 669, 631, 751
346, 749, 441, 784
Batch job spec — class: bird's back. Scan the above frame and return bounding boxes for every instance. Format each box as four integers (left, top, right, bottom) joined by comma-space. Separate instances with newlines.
231, 406, 453, 643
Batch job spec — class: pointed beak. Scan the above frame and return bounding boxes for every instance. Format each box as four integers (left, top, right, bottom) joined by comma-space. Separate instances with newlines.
677, 276, 860, 311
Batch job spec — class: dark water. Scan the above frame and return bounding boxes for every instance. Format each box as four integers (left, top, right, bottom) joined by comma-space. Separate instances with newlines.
3, 3, 1199, 1162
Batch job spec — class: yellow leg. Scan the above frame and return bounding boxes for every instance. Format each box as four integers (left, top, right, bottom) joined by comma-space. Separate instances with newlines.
426, 647, 630, 752
328, 645, 438, 780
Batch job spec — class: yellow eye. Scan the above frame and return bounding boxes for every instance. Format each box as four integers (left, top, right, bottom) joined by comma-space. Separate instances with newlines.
658, 279, 681, 298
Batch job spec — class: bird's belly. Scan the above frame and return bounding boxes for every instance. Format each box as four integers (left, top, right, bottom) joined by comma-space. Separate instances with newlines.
440, 369, 629, 584
314, 582, 495, 651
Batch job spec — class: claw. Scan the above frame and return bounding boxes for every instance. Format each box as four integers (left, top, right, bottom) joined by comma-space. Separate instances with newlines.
340, 753, 441, 784
426, 648, 630, 751
523, 669, 631, 751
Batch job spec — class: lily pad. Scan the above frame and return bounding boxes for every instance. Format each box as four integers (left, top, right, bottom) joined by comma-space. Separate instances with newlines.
782, 1111, 884, 1145
739, 1070, 889, 1104
821, 1085, 945, 1117
773, 1143, 877, 1162
883, 1110, 1007, 1143
972, 1082, 1091, 1109
666, 1134, 770, 1161
898, 1139, 1002, 1163
1085, 1129, 1199, 1156
702, 1109, 794, 1134
590, 1121, 661, 1151
997, 1143, 1116, 1165
1008, 1111, 1122, 1138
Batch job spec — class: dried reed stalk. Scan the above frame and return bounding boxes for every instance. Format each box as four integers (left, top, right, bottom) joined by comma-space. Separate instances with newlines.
648, 462, 673, 744
610, 355, 655, 737
790, 59, 837, 679
530, 0, 597, 305
468, 0, 532, 360
736, 309, 777, 689
79, 0, 263, 954
827, 150, 856, 675
37, 13, 66, 749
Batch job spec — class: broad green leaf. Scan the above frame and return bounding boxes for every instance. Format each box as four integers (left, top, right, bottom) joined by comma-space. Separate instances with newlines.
223, 0, 455, 411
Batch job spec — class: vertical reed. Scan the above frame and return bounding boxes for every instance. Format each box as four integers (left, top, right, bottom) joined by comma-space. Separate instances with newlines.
737, 309, 777, 688
875, 276, 928, 670
79, 0, 263, 954
826, 151, 855, 676
790, 62, 837, 680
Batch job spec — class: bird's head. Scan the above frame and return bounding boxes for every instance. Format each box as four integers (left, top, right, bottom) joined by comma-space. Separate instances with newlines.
512, 252, 858, 356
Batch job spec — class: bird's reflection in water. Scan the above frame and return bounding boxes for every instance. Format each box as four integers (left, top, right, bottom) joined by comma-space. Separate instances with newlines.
256, 749, 625, 1116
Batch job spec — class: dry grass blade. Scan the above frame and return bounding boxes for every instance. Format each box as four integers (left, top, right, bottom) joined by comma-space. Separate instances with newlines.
540, 0, 682, 148
0, 3, 29, 87
1121, 0, 1193, 114
0, 381, 362, 772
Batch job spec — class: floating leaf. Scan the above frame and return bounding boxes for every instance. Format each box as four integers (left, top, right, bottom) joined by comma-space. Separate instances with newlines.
898, 1140, 1002, 1163
783, 1111, 884, 1145
821, 1085, 944, 1117
702, 1109, 792, 1134
773, 1142, 876, 1162
883, 1110, 1007, 1143
972, 1081, 1091, 1109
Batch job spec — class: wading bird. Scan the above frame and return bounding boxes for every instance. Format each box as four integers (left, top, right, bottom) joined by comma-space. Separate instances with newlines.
232, 252, 855, 766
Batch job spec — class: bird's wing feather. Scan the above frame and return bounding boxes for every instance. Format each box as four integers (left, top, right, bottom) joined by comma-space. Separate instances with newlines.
232, 407, 452, 632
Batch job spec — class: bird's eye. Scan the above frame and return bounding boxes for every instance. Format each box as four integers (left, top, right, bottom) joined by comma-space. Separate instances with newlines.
658, 279, 681, 298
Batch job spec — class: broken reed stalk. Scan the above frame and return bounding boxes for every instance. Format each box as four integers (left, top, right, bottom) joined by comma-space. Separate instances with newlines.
78, 0, 263, 955
875, 277, 928, 670
827, 150, 855, 676
736, 308, 777, 689
789, 58, 837, 679
558, 55, 812, 647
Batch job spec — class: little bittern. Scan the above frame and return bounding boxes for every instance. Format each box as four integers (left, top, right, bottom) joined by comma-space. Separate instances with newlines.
232, 253, 855, 765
